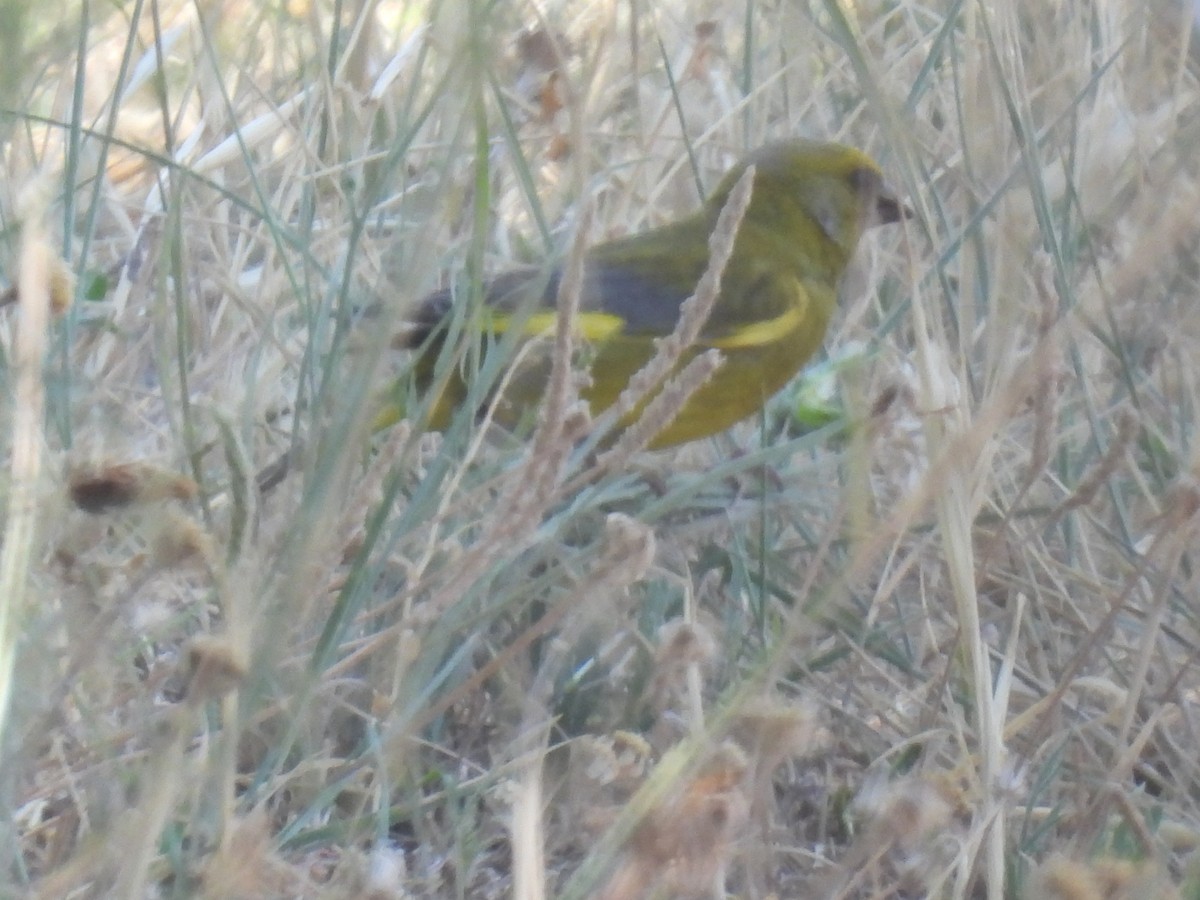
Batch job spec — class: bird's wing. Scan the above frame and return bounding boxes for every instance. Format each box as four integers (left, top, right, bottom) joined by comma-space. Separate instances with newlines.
408, 267, 551, 346
411, 252, 703, 346
584, 223, 809, 347
410, 219, 804, 346
578, 223, 711, 336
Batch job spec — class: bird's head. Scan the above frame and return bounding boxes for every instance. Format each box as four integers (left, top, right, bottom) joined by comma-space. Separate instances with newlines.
706, 139, 909, 264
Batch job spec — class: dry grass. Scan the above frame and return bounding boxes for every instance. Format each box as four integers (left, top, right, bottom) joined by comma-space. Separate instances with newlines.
3, 0, 1200, 897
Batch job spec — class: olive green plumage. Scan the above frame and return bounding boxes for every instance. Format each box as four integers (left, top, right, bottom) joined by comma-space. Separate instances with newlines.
395, 139, 905, 448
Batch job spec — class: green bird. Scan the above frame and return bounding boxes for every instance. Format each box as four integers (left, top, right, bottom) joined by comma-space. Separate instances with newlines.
387, 139, 907, 448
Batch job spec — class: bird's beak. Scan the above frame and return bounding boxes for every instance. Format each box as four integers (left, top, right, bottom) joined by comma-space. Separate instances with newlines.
874, 181, 912, 226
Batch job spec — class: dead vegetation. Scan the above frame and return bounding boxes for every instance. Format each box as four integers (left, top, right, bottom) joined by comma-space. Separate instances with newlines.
3, 0, 1200, 897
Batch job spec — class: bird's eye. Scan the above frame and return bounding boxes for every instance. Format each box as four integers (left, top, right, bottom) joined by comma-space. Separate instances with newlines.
847, 166, 881, 195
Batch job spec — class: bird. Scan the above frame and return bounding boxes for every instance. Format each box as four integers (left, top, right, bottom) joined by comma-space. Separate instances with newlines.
389, 138, 907, 449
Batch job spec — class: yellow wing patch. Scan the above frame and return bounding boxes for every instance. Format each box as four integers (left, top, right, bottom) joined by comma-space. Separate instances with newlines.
479, 288, 807, 351
484, 310, 626, 342
707, 304, 805, 350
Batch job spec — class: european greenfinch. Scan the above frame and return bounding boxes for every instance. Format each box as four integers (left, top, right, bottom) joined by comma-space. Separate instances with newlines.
394, 139, 906, 448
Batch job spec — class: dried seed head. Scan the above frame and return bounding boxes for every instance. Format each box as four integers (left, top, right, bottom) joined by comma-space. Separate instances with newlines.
654, 620, 717, 671
733, 697, 823, 770
625, 742, 749, 894
153, 510, 216, 569
68, 462, 197, 514
183, 636, 247, 705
